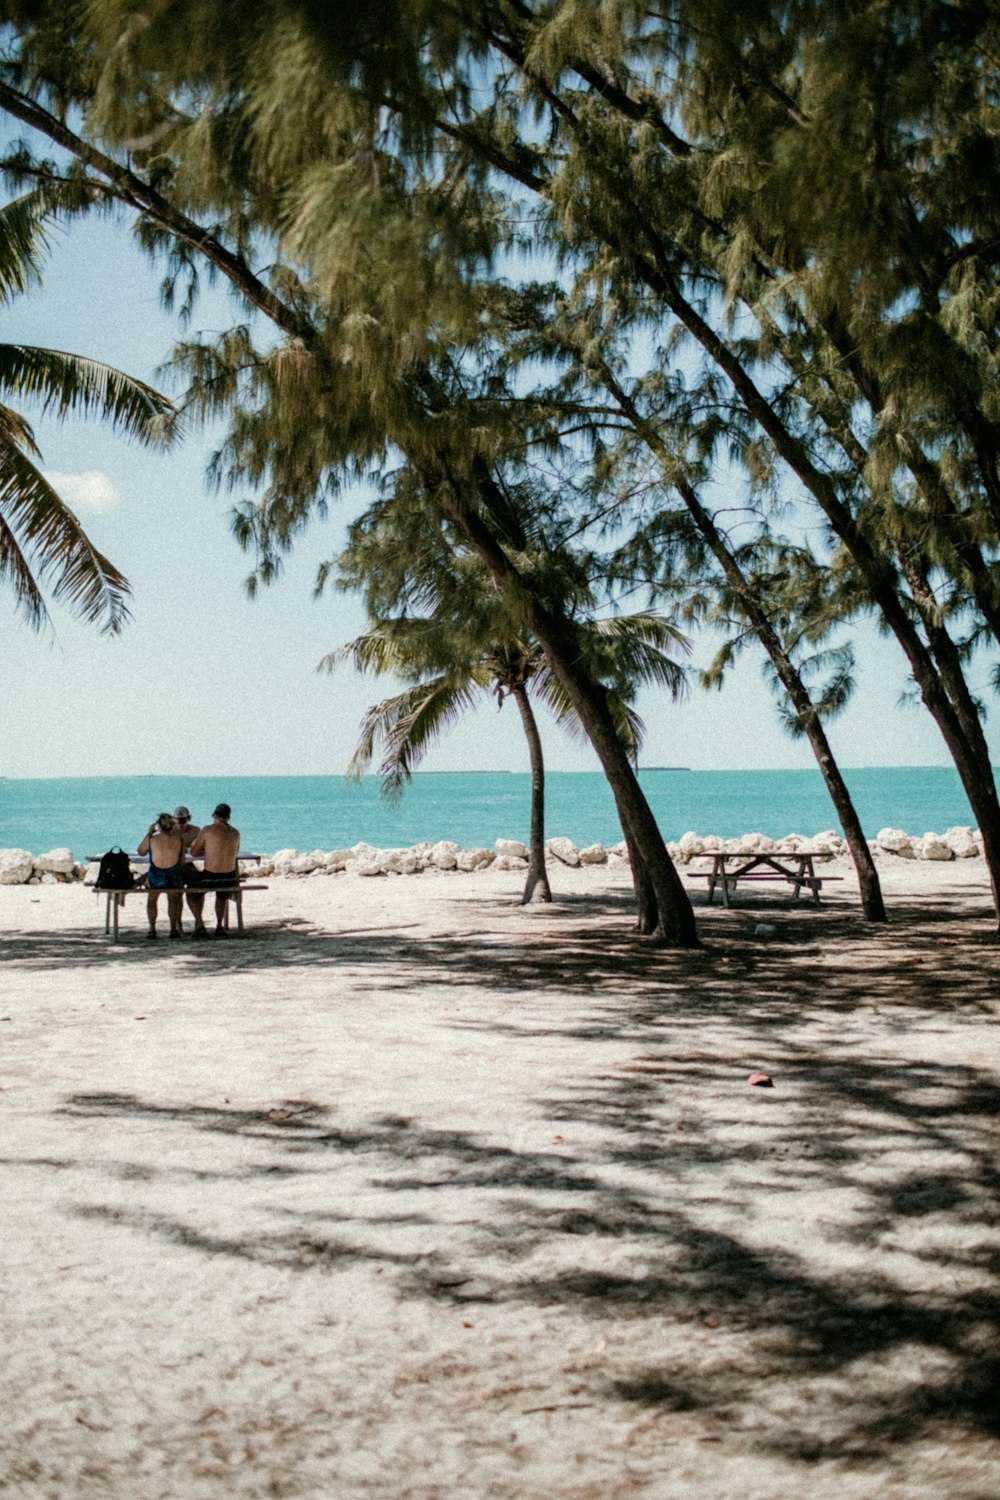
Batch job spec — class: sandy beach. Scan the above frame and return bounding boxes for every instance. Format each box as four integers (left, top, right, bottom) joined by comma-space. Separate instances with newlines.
1, 856, 998, 1499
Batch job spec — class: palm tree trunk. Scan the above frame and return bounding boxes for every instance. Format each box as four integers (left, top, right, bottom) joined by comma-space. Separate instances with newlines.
511, 684, 552, 904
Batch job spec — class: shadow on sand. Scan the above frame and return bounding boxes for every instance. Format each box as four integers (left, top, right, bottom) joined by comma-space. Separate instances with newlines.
5, 876, 999, 1474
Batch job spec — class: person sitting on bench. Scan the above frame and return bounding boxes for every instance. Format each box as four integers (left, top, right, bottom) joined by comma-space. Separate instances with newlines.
137, 813, 186, 941
190, 803, 241, 939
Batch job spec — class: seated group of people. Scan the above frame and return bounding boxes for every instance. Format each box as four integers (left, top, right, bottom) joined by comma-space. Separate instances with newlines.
137, 802, 241, 941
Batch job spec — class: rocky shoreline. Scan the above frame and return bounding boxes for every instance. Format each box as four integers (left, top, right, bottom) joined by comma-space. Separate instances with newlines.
0, 824, 983, 886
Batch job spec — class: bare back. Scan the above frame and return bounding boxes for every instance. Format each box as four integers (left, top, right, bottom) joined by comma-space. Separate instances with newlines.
139, 829, 184, 869
191, 822, 240, 874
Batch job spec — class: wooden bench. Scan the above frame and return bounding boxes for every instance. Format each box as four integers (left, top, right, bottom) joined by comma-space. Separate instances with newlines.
88, 879, 269, 942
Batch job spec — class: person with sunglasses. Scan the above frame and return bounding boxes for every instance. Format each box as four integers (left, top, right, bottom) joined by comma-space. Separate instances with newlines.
173, 805, 208, 936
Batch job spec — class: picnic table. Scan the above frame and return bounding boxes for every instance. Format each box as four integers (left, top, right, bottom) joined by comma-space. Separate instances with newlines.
683, 849, 843, 907
88, 853, 265, 942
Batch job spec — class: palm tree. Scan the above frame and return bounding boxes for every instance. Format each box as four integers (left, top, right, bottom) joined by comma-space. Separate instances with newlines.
0, 193, 176, 634
324, 604, 687, 904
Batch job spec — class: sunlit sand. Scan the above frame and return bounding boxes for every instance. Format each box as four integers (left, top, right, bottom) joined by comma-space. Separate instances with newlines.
2, 858, 998, 1498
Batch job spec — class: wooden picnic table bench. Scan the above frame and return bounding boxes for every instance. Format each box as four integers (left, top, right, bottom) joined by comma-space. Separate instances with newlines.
87, 853, 266, 941
683, 849, 844, 907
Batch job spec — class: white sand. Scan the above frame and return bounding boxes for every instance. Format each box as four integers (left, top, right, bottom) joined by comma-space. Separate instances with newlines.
1, 858, 999, 1498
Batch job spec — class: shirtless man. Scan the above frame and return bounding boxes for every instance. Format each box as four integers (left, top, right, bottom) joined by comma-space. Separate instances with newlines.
174, 804, 206, 935
190, 803, 241, 938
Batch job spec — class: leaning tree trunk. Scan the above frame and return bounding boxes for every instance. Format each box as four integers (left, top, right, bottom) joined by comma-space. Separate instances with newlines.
622, 826, 658, 933
432, 484, 699, 946
511, 683, 552, 904
677, 484, 887, 921
596, 381, 890, 924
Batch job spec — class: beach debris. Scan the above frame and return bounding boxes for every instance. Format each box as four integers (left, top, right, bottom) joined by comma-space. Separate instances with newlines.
748, 1072, 774, 1087
754, 923, 776, 937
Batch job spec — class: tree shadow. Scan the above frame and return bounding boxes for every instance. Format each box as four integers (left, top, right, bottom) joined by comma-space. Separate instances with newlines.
46, 1021, 1000, 1470
7, 876, 999, 1473
3, 882, 996, 1025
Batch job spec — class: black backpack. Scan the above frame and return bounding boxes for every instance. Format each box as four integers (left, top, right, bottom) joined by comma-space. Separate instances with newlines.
95, 847, 135, 890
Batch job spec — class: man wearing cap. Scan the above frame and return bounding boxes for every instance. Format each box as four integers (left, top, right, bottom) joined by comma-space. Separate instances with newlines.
190, 804, 241, 938
174, 806, 206, 935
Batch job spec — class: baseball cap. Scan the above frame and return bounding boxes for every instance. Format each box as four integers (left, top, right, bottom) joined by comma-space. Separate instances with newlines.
174, 805, 191, 819
213, 803, 231, 819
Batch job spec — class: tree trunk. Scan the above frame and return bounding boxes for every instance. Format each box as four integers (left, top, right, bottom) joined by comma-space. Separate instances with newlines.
592, 365, 889, 925
431, 485, 699, 946
672, 483, 888, 921
623, 826, 658, 933
512, 684, 552, 904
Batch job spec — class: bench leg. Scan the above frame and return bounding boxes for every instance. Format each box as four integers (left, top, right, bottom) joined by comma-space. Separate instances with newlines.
234, 887, 244, 932
112, 892, 122, 942
104, 892, 112, 935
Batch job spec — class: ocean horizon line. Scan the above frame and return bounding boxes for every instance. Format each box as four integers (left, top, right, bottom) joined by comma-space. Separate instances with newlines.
3, 762, 991, 784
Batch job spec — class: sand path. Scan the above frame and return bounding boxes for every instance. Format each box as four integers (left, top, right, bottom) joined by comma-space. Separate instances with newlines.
1, 860, 998, 1498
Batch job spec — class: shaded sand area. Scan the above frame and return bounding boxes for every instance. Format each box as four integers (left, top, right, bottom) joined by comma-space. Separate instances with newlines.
1, 859, 999, 1498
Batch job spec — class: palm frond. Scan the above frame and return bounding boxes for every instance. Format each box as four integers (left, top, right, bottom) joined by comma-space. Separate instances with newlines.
347, 674, 480, 800
0, 506, 49, 629
0, 448, 131, 633
0, 346, 179, 446
0, 399, 39, 457
0, 191, 55, 303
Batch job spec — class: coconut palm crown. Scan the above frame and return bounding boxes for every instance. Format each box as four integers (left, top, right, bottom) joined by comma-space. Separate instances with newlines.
322, 525, 688, 902
0, 193, 177, 634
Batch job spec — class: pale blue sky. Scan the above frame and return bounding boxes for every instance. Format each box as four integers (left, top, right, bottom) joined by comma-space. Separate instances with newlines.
2, 214, 997, 781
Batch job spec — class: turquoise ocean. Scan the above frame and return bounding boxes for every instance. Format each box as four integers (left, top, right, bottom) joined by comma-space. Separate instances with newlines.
0, 766, 989, 859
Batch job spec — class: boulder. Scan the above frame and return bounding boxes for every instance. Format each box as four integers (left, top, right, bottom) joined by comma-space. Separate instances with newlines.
355, 859, 386, 877
323, 849, 353, 871
456, 848, 495, 872
919, 832, 954, 861
270, 848, 302, 875
546, 836, 580, 866
944, 826, 980, 858
384, 849, 422, 875
350, 842, 381, 862
495, 838, 528, 859
0, 849, 34, 884
493, 853, 528, 871
678, 831, 704, 860
35, 847, 75, 876
429, 840, 460, 870
609, 841, 629, 860
876, 827, 914, 858
289, 853, 322, 874
578, 843, 608, 865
